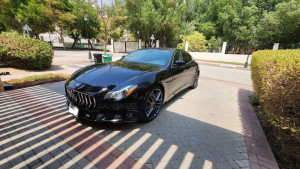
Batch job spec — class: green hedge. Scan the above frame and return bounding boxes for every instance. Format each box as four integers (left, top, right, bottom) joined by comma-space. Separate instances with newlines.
251, 50, 300, 160
0, 32, 53, 70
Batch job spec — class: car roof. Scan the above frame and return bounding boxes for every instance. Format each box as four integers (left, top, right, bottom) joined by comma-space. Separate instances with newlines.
138, 48, 177, 52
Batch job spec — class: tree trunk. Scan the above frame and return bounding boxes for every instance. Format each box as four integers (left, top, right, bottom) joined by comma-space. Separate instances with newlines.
59, 27, 65, 49
0, 77, 4, 92
72, 38, 77, 48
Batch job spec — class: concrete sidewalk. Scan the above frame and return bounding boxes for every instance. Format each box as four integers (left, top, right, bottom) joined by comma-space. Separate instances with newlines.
197, 61, 250, 71
1, 50, 124, 81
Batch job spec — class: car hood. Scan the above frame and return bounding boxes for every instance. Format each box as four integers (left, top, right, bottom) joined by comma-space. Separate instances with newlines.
69, 61, 162, 90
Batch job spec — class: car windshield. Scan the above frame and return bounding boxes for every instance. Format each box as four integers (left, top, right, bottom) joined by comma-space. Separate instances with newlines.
122, 49, 172, 66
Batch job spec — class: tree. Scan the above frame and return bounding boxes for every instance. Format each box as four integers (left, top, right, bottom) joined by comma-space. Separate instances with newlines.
101, 0, 127, 42
274, 0, 300, 44
0, 0, 29, 32
208, 36, 222, 51
126, 0, 180, 47
17, 0, 73, 38
197, 22, 216, 40
256, 0, 300, 44
256, 12, 280, 44
67, 0, 100, 48
180, 21, 196, 38
94, 0, 113, 53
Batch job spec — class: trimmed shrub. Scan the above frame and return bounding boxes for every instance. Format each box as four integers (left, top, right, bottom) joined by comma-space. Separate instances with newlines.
251, 50, 300, 162
0, 32, 53, 70
177, 32, 208, 52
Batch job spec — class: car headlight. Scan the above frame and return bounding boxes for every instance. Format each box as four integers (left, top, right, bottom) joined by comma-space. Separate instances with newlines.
104, 85, 137, 101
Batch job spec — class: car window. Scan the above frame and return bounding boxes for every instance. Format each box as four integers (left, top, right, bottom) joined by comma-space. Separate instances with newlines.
182, 51, 192, 63
123, 49, 172, 66
173, 51, 183, 64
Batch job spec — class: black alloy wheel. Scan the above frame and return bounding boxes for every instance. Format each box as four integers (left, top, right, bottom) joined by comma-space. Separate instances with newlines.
142, 86, 163, 122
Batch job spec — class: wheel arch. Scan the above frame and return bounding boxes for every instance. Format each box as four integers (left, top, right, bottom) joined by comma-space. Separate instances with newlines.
153, 83, 165, 103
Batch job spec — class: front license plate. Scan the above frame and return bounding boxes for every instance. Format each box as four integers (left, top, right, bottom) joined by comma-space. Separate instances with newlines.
69, 103, 79, 118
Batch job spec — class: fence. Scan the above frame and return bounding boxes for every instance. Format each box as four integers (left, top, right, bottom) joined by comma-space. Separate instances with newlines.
225, 43, 274, 55
278, 43, 300, 49
225, 43, 300, 55
113, 41, 139, 53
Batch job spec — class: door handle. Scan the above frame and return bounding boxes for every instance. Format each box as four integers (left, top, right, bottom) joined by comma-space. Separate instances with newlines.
166, 78, 173, 83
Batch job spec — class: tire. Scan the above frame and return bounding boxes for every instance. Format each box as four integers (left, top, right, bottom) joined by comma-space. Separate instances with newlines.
190, 71, 199, 89
141, 86, 164, 122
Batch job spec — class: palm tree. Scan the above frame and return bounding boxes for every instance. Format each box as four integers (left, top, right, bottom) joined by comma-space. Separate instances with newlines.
180, 21, 196, 38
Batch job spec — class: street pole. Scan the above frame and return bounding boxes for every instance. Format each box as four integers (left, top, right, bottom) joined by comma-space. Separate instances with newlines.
84, 15, 92, 61
150, 34, 155, 48
244, 28, 256, 68
26, 29, 29, 38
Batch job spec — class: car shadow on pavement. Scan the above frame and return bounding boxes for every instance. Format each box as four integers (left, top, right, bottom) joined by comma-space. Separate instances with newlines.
0, 82, 250, 169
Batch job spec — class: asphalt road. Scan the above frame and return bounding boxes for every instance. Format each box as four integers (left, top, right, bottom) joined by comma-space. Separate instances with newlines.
200, 65, 252, 87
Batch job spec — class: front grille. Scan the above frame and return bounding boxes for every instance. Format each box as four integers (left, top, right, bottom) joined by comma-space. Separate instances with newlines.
66, 87, 96, 108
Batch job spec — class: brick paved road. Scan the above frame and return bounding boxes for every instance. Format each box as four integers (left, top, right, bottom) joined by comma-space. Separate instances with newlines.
0, 70, 279, 169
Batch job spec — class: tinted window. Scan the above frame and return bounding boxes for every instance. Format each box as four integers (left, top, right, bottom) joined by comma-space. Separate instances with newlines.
182, 51, 192, 63
123, 49, 172, 66
173, 51, 183, 63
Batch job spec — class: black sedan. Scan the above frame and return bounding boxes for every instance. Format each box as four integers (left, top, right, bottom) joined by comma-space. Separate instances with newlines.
65, 49, 199, 122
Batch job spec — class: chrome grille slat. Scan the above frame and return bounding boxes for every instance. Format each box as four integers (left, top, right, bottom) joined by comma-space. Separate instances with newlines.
79, 93, 83, 104
84, 94, 88, 107
66, 87, 96, 108
93, 97, 96, 107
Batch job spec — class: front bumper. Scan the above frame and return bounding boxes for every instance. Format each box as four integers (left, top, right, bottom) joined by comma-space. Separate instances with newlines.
66, 97, 141, 122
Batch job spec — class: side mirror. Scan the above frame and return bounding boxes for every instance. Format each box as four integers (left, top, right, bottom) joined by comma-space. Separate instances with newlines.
174, 60, 185, 66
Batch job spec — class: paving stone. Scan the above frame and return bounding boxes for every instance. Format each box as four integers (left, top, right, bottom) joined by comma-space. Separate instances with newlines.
0, 158, 12, 169
31, 161, 44, 168
22, 150, 36, 159
144, 163, 153, 169
241, 159, 250, 167
46, 161, 63, 169
0, 72, 279, 169
9, 156, 25, 167
75, 156, 90, 168
235, 160, 247, 168
39, 153, 53, 164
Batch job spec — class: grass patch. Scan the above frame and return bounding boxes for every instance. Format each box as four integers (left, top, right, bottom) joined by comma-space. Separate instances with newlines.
195, 59, 248, 66
4, 73, 69, 89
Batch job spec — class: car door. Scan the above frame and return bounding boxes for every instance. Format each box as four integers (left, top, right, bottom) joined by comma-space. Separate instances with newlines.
181, 50, 197, 86
165, 50, 187, 97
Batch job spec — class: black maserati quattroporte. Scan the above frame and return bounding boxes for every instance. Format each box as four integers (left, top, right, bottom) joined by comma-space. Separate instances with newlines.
65, 49, 199, 122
